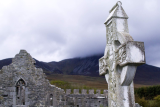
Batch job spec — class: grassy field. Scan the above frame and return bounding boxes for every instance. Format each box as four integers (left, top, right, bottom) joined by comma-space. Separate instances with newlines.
47, 74, 108, 90
47, 74, 160, 107
47, 74, 151, 90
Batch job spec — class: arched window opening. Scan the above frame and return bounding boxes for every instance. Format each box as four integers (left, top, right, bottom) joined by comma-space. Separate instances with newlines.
50, 94, 53, 106
16, 79, 26, 105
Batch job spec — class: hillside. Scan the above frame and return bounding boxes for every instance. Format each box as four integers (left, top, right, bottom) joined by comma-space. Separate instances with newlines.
48, 55, 101, 76
0, 54, 160, 85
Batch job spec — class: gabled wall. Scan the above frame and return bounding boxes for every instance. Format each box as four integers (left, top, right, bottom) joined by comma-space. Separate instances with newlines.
0, 50, 56, 107
0, 50, 109, 107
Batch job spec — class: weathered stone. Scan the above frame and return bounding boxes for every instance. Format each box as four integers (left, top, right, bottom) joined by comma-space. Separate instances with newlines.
66, 89, 71, 94
96, 90, 101, 95
0, 50, 57, 107
135, 103, 142, 107
82, 89, 87, 95
89, 89, 94, 95
99, 1, 145, 107
0, 50, 108, 107
65, 89, 108, 107
74, 89, 79, 94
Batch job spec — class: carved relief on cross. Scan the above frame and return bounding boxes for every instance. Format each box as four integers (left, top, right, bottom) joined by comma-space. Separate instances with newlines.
99, 1, 145, 107
100, 41, 145, 84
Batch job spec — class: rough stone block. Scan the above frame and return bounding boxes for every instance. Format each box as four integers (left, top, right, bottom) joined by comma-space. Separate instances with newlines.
89, 90, 94, 94
135, 103, 142, 107
81, 89, 87, 95
73, 89, 79, 94
66, 89, 71, 94
96, 90, 100, 94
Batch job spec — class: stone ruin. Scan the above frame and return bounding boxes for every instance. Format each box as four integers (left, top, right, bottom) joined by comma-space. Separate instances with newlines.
99, 1, 145, 107
0, 50, 108, 107
60, 89, 108, 107
0, 1, 146, 107
0, 50, 56, 107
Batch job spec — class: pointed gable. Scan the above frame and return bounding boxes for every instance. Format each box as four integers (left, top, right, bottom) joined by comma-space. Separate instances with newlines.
105, 1, 128, 24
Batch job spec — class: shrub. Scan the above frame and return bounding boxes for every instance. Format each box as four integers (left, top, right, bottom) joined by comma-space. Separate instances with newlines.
135, 85, 160, 100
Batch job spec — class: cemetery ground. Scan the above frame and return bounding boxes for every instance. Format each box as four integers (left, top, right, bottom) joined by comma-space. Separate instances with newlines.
47, 74, 160, 107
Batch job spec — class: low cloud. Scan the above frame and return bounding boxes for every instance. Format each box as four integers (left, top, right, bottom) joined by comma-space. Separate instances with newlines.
0, 0, 159, 67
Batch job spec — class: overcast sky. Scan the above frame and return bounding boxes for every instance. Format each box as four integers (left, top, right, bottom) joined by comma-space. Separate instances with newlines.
0, 0, 160, 67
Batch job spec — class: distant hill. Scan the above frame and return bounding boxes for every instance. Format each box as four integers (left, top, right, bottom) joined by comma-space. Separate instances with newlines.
0, 54, 160, 85
47, 55, 101, 76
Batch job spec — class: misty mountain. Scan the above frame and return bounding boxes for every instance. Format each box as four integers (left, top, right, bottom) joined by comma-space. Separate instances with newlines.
0, 54, 160, 85
47, 55, 101, 76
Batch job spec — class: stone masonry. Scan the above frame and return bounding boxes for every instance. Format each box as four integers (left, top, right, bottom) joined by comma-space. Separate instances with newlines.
99, 1, 145, 107
64, 89, 108, 107
0, 2, 145, 107
0, 50, 108, 107
0, 50, 57, 107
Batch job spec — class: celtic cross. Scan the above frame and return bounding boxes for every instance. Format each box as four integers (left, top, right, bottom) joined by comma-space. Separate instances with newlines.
99, 1, 145, 107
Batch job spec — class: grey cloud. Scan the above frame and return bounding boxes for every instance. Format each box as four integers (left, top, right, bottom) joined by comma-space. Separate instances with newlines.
0, 0, 160, 67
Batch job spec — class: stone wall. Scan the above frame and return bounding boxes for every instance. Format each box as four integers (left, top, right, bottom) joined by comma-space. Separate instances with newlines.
0, 50, 108, 107
50, 88, 108, 107
64, 89, 108, 107
0, 50, 57, 107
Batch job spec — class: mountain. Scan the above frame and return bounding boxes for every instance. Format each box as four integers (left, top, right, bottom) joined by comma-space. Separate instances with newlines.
47, 55, 101, 76
0, 55, 160, 85
134, 64, 160, 85
0, 58, 12, 69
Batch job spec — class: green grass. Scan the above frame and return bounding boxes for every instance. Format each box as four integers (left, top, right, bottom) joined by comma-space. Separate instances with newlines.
50, 80, 104, 94
135, 95, 160, 107
47, 74, 150, 90
47, 74, 108, 90
48, 74, 160, 107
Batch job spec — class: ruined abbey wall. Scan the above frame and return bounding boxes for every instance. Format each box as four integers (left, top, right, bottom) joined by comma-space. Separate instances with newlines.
0, 50, 58, 107
57, 89, 108, 107
0, 50, 108, 107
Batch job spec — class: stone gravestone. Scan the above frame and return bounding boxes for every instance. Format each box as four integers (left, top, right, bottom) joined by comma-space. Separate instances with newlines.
99, 1, 145, 107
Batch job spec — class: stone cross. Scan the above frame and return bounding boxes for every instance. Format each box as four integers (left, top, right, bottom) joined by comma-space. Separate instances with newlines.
99, 1, 145, 107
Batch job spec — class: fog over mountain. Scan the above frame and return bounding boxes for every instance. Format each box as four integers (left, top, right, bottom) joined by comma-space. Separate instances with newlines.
1, 54, 160, 85
0, 0, 160, 67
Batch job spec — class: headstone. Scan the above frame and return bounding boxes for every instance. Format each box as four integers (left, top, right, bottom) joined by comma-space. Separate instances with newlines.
99, 1, 145, 107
